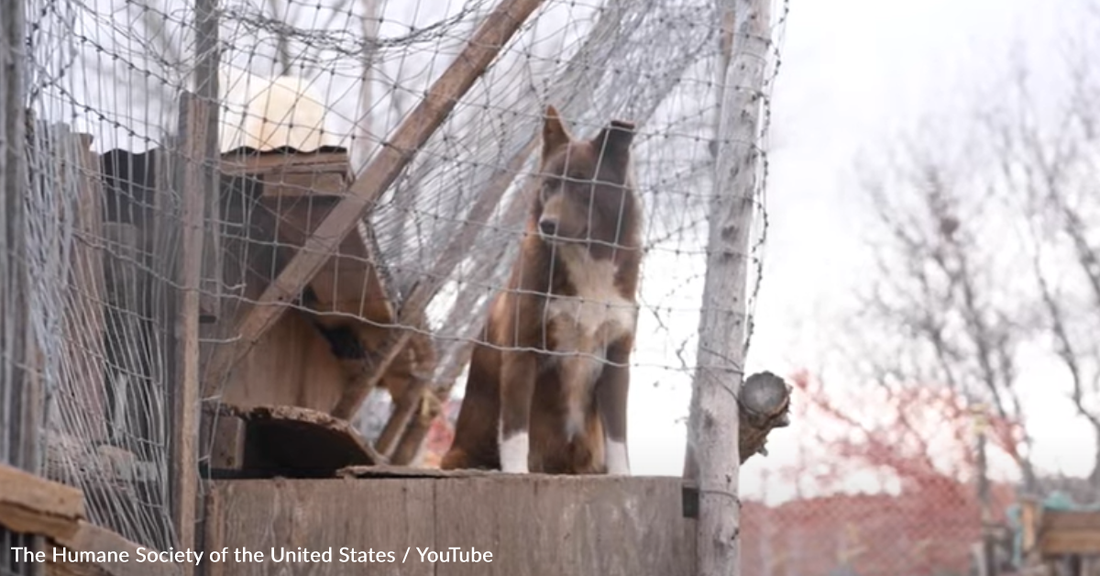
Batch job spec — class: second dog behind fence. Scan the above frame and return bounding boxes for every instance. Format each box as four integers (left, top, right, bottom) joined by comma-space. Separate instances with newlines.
442, 105, 644, 475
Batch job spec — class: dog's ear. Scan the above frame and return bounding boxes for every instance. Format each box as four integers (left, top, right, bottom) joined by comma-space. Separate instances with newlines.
594, 119, 636, 165
542, 105, 572, 159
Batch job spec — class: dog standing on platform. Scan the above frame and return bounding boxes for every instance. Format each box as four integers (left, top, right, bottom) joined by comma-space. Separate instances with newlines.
441, 105, 643, 475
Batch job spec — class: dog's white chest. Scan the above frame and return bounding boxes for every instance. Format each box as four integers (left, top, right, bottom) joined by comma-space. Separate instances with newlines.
545, 250, 638, 358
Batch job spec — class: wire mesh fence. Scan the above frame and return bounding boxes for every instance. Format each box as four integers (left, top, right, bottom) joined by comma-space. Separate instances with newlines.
4, 0, 784, 559
3, 0, 1072, 573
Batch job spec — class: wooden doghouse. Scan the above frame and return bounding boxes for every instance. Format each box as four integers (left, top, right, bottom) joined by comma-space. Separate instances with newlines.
198, 144, 437, 472
159, 66, 441, 474
1020, 498, 1100, 575
94, 133, 435, 473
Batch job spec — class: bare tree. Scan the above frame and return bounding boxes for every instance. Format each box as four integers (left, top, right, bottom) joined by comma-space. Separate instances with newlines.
850, 135, 1039, 490
984, 35, 1100, 488
846, 3, 1100, 493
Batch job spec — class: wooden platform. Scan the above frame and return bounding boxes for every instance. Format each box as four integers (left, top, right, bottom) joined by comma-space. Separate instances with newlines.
202, 476, 694, 576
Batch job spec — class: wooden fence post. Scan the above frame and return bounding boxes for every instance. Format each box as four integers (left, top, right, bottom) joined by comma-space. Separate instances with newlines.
169, 0, 218, 567
686, 0, 771, 575
1, 2, 41, 574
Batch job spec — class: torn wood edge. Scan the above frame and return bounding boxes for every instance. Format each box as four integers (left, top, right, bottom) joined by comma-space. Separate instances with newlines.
336, 464, 503, 479
203, 402, 388, 466
0, 463, 85, 542
218, 150, 350, 175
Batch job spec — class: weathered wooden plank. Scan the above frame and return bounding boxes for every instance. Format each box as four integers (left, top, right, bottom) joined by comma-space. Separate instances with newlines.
389, 393, 442, 465
203, 477, 693, 576
0, 463, 85, 541
218, 151, 349, 176
201, 479, 225, 576
201, 173, 222, 322
1, 20, 42, 576
200, 413, 245, 471
203, 479, 435, 576
433, 476, 694, 576
1020, 503, 1100, 557
208, 308, 350, 411
205, 403, 384, 475
171, 92, 210, 568
370, 376, 423, 458
261, 172, 347, 198
1042, 509, 1100, 532
266, 197, 394, 323
336, 465, 502, 479
1039, 530, 1100, 556
202, 0, 547, 394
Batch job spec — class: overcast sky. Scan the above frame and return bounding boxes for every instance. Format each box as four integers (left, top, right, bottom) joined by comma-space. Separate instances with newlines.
625, 0, 1093, 501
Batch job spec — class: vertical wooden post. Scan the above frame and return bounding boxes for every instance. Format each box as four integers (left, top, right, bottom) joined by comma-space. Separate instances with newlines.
685, 0, 771, 575
194, 0, 221, 328
0, 0, 34, 475
168, 0, 218, 567
1, 1, 41, 573
171, 92, 213, 575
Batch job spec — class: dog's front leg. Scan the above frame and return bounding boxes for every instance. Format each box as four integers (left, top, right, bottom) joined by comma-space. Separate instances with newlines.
499, 350, 537, 473
596, 336, 633, 476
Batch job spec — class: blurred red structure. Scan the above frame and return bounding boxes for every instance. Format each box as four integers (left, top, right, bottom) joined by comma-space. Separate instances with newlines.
784, 369, 1027, 487
737, 370, 1024, 576
741, 481, 1015, 576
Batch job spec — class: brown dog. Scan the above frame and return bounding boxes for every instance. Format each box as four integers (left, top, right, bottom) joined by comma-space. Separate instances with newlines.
440, 105, 642, 474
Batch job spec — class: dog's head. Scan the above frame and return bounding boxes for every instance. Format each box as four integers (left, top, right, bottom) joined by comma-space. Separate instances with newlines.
533, 105, 637, 251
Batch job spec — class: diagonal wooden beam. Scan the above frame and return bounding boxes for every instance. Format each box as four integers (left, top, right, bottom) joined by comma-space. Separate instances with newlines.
202, 0, 547, 396
330, 137, 539, 424
0, 464, 85, 542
